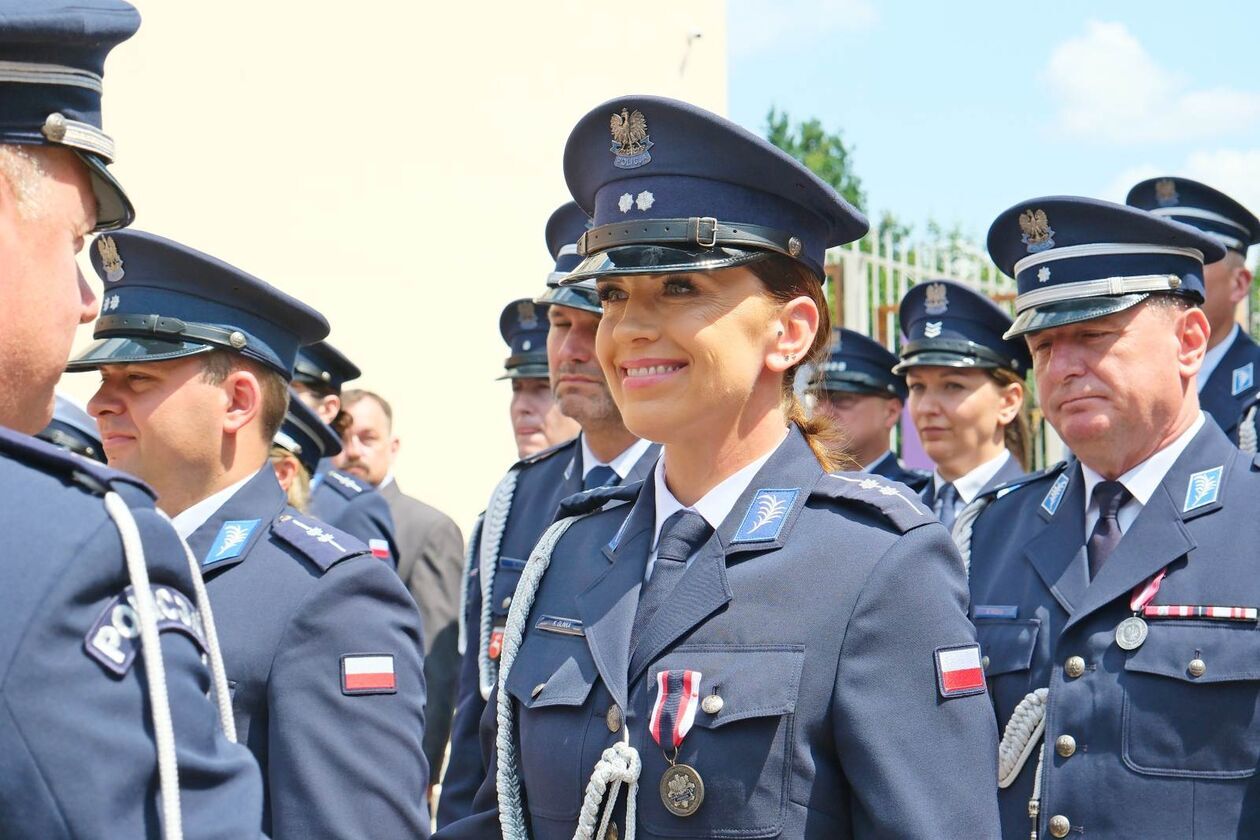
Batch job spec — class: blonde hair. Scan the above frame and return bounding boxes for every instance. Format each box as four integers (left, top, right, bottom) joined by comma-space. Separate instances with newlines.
269, 446, 312, 511
988, 367, 1032, 470
0, 144, 49, 218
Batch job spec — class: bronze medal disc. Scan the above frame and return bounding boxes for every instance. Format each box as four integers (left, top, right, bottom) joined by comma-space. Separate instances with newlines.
660, 763, 705, 816
1115, 616, 1148, 651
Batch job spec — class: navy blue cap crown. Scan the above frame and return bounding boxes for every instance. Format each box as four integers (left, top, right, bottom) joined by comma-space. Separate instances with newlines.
988, 196, 1226, 338
1126, 177, 1260, 254
66, 230, 329, 378
276, 390, 342, 476
35, 394, 104, 462
498, 298, 549, 380
895, 280, 1030, 376
0, 0, 141, 230
536, 200, 600, 314
294, 341, 361, 393
816, 328, 907, 400
561, 95, 868, 283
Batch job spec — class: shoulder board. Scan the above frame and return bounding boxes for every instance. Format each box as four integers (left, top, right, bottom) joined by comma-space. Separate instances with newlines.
0, 426, 153, 497
980, 460, 1069, 503
556, 480, 643, 519
813, 472, 934, 533
323, 469, 370, 498
516, 436, 578, 468
272, 512, 369, 571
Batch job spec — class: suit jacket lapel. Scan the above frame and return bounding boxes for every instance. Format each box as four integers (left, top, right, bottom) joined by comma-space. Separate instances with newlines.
1025, 463, 1090, 615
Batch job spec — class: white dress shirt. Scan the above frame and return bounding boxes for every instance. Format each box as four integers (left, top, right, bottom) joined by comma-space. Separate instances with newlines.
1198, 323, 1239, 393
932, 449, 1012, 506
1080, 412, 1205, 537
581, 435, 653, 482
169, 473, 255, 540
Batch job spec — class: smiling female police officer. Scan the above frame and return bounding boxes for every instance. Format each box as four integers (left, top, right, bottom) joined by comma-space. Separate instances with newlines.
435, 96, 1000, 840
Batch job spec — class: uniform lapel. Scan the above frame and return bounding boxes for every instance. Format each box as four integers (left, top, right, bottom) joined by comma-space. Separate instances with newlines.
977, 455, 1026, 497
624, 443, 661, 485
188, 466, 286, 573
1024, 463, 1090, 615
1200, 330, 1254, 433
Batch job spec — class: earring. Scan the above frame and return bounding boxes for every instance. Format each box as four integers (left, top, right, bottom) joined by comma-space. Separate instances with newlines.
785, 353, 795, 362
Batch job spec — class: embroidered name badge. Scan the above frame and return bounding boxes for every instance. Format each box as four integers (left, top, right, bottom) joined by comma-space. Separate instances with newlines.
732, 488, 800, 543
1233, 362, 1254, 396
935, 644, 987, 699
1184, 466, 1223, 512
85, 585, 207, 675
536, 615, 585, 637
341, 653, 397, 695
499, 556, 528, 572
1041, 473, 1069, 516
205, 519, 260, 565
973, 605, 1019, 620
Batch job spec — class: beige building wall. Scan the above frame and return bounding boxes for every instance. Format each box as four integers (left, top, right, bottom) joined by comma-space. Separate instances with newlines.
61, 1, 728, 533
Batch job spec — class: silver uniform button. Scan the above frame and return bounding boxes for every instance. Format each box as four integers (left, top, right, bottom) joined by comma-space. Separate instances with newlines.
606, 704, 623, 732
1065, 656, 1085, 678
1049, 814, 1071, 838
531, 682, 545, 698
1188, 658, 1206, 678
981, 655, 990, 670
501, 596, 513, 610
701, 694, 724, 714
1055, 734, 1076, 758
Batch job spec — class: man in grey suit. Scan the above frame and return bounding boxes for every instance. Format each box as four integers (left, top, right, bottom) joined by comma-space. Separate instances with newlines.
339, 388, 464, 800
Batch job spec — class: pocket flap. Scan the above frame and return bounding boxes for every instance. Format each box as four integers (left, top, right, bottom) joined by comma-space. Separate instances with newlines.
974, 619, 1040, 677
504, 638, 598, 708
648, 644, 805, 729
1123, 622, 1260, 684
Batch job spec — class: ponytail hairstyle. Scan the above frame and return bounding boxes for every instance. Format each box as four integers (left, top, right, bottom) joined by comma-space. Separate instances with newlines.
987, 367, 1032, 471
747, 255, 847, 472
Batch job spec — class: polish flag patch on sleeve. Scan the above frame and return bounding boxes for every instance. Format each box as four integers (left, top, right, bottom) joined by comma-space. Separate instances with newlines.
935, 644, 987, 698
341, 653, 397, 695
369, 539, 390, 561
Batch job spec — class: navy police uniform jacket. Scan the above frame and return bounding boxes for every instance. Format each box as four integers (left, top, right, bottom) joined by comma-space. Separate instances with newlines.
309, 462, 399, 567
1198, 327, 1260, 443
968, 418, 1260, 837
438, 427, 1001, 839
922, 453, 1025, 511
867, 450, 930, 492
190, 465, 429, 838
438, 437, 659, 827
0, 429, 265, 838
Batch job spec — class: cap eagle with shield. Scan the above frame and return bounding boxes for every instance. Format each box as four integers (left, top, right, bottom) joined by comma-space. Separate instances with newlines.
987, 196, 1227, 338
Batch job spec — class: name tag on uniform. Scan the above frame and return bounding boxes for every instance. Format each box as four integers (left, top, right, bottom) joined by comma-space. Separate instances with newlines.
499, 556, 527, 571
973, 605, 1019, 620
536, 615, 585, 637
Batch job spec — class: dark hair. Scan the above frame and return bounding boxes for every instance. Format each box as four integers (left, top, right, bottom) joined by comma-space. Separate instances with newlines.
987, 367, 1031, 470
746, 255, 846, 471
197, 350, 288, 442
341, 388, 393, 433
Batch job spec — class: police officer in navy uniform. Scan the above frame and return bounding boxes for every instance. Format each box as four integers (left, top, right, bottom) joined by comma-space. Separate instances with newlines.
812, 327, 929, 490
961, 195, 1260, 838
437, 201, 660, 828
69, 230, 430, 837
436, 97, 1000, 840
896, 279, 1032, 530
1128, 177, 1260, 442
37, 394, 106, 462
292, 340, 400, 565
0, 4, 266, 836
499, 297, 580, 457
270, 390, 346, 513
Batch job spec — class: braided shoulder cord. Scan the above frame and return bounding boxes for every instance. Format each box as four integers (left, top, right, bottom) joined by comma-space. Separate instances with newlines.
457, 514, 484, 657
950, 494, 994, 578
1240, 403, 1258, 455
478, 469, 519, 701
574, 741, 640, 840
998, 687, 1049, 788
496, 514, 581, 840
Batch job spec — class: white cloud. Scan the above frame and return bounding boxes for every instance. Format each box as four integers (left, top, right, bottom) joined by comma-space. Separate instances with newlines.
1044, 20, 1260, 144
728, 0, 877, 58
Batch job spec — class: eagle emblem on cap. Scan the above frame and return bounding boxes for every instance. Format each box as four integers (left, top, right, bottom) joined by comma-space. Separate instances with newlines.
1019, 209, 1055, 253
517, 300, 538, 329
924, 283, 949, 315
97, 236, 125, 283
1155, 179, 1179, 207
609, 108, 653, 169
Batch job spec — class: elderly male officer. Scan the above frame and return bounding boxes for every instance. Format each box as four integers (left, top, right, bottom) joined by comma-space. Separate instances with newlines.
962, 195, 1260, 838
499, 297, 580, 457
437, 201, 660, 827
292, 340, 399, 564
0, 3, 266, 837
1128, 178, 1260, 441
813, 327, 929, 489
69, 230, 430, 838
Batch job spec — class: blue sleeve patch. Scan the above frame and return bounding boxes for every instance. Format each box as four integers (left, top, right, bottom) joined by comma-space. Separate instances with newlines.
732, 488, 800, 543
84, 585, 207, 675
205, 519, 261, 565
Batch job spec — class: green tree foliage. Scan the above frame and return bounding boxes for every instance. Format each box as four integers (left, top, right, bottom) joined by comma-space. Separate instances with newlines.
764, 108, 866, 211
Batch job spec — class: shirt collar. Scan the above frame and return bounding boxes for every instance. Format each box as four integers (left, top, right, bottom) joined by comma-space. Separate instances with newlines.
861, 451, 894, 473
378, 471, 395, 490
581, 435, 652, 481
934, 449, 1011, 504
170, 472, 256, 540
1198, 323, 1240, 392
1081, 412, 1206, 511
651, 428, 788, 550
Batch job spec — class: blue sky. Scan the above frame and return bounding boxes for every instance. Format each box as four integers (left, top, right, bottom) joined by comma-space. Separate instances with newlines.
729, 1, 1260, 244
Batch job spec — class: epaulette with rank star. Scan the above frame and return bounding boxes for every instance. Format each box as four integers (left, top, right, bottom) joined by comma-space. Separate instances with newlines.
811, 472, 934, 534
272, 512, 369, 571
0, 426, 151, 498
322, 469, 369, 499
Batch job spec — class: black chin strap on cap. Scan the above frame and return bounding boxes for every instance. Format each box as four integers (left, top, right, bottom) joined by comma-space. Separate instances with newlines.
578, 216, 804, 260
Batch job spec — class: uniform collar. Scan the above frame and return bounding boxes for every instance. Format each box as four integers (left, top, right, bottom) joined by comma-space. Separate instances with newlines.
185, 465, 288, 570
170, 472, 255, 540
1080, 411, 1205, 512
934, 448, 1011, 504
580, 434, 653, 481
1198, 323, 1240, 392
862, 450, 895, 473
650, 427, 788, 551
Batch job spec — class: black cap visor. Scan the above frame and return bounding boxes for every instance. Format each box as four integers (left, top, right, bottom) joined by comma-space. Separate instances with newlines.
1004, 293, 1152, 339
562, 244, 771, 285
535, 283, 602, 315
66, 336, 214, 372
78, 152, 133, 232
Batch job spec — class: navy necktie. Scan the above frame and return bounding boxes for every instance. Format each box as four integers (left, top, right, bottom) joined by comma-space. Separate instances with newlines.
933, 482, 960, 531
583, 465, 617, 491
1088, 480, 1131, 580
630, 510, 713, 653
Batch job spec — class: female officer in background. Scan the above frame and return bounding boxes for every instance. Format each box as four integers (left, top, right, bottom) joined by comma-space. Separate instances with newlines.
435, 96, 1000, 840
895, 280, 1033, 530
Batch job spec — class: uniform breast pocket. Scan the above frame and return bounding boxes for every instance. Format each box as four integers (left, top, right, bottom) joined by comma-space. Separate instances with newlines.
974, 618, 1040, 715
1122, 622, 1260, 778
639, 645, 805, 839
503, 635, 600, 820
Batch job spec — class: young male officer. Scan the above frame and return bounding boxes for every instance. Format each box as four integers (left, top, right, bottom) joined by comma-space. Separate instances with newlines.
70, 230, 430, 838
